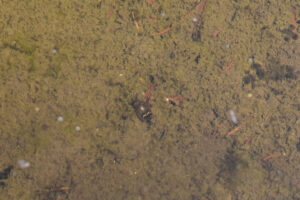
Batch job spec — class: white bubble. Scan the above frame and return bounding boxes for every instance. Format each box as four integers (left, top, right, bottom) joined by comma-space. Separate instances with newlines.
192, 18, 197, 22
57, 116, 64, 122
17, 160, 30, 169
75, 126, 81, 131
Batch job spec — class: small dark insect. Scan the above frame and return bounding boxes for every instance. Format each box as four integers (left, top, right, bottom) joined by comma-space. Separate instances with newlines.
131, 84, 154, 124
0, 166, 13, 180
132, 99, 152, 124
0, 165, 13, 188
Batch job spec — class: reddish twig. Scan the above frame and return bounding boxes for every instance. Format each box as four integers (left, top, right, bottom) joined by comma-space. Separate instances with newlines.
179, 0, 202, 22
226, 126, 241, 137
146, 0, 154, 6
223, 61, 233, 73
158, 0, 207, 35
132, 12, 140, 31
210, 28, 223, 38
226, 114, 253, 137
263, 154, 279, 161
244, 136, 252, 145
145, 84, 155, 104
167, 97, 180, 105
291, 6, 298, 40
147, 18, 158, 23
158, 27, 172, 36
211, 126, 223, 136
166, 96, 188, 106
106, 8, 114, 18
173, 96, 189, 100
195, 0, 208, 21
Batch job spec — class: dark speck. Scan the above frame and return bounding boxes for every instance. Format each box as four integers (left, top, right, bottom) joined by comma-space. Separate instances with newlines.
296, 138, 300, 152
276, 170, 282, 175
149, 75, 154, 83
251, 63, 265, 79
0, 166, 13, 180
0, 182, 7, 187
284, 37, 289, 42
170, 52, 175, 59
195, 55, 201, 64
292, 34, 298, 40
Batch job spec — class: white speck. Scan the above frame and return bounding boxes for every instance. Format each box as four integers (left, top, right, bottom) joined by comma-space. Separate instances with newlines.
161, 12, 165, 17
57, 116, 64, 122
248, 57, 254, 63
192, 18, 197, 22
229, 109, 238, 124
225, 44, 230, 48
276, 170, 282, 175
140, 105, 145, 111
35, 107, 40, 112
75, 126, 81, 131
17, 160, 30, 169
52, 48, 57, 54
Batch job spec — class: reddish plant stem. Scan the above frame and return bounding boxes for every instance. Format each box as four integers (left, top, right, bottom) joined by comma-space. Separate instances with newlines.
223, 61, 233, 73
145, 84, 155, 104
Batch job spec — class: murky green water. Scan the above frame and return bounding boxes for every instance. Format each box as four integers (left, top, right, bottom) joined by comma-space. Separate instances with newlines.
0, 0, 299, 199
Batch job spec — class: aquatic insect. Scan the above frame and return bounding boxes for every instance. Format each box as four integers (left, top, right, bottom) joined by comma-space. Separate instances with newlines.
131, 84, 155, 124
132, 99, 152, 123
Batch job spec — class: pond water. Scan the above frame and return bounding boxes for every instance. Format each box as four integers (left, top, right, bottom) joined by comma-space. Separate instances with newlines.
0, 0, 299, 199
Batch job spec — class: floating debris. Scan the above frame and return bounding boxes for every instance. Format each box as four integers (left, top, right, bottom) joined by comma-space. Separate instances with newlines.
57, 116, 64, 122
17, 160, 30, 169
229, 109, 238, 124
248, 57, 254, 63
52, 48, 57, 54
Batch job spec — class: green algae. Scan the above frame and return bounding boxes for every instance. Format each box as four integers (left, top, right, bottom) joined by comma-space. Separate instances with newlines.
0, 0, 299, 199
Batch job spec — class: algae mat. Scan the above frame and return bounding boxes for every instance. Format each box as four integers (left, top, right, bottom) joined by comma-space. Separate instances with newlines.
0, 0, 299, 199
